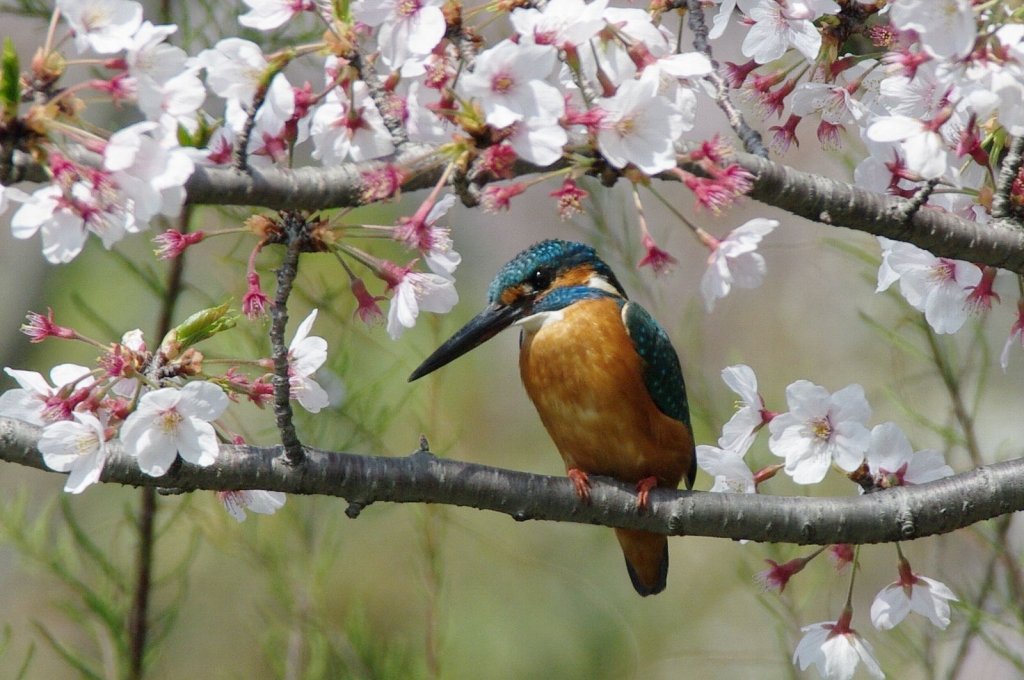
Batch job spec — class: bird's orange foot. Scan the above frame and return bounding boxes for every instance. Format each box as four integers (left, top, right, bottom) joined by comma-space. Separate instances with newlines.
567, 468, 591, 502
636, 476, 658, 513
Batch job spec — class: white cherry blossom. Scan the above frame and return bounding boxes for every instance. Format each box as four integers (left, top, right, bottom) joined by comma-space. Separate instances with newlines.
863, 422, 954, 490
310, 84, 395, 164
354, 0, 446, 74
890, 0, 976, 60
387, 270, 459, 340
596, 68, 684, 175
793, 617, 884, 680
218, 490, 287, 521
768, 381, 871, 485
58, 0, 143, 54
876, 237, 982, 334
288, 309, 329, 413
460, 40, 564, 129
871, 564, 958, 630
700, 218, 778, 312
120, 381, 229, 477
0, 364, 94, 425
38, 412, 108, 494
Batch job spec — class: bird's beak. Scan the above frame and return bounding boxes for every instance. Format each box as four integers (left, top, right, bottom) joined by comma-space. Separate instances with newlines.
408, 302, 522, 382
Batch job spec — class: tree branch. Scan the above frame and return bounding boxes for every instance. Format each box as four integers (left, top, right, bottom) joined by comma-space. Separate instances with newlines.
2, 416, 1022, 545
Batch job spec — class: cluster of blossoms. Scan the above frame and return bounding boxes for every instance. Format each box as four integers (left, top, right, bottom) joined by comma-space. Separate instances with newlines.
697, 363, 957, 679
0, 304, 336, 520
0, 0, 780, 335
717, 0, 1024, 363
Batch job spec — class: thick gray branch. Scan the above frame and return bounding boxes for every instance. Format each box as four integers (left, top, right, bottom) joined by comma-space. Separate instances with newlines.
175, 146, 1024, 275
2, 416, 1021, 545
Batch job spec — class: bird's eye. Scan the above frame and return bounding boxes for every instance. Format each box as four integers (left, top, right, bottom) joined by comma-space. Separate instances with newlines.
527, 267, 553, 293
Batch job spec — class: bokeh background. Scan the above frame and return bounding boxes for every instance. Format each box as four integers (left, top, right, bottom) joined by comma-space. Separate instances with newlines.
2, 2, 1023, 679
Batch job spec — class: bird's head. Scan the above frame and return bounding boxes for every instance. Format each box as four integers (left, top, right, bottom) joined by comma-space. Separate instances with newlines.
408, 239, 626, 381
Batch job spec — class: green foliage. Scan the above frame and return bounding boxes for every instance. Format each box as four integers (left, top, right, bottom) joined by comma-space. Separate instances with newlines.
0, 490, 199, 679
1, 37, 20, 121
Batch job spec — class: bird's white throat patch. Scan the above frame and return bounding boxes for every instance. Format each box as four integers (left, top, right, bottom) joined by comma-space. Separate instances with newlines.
587, 274, 619, 295
515, 310, 565, 332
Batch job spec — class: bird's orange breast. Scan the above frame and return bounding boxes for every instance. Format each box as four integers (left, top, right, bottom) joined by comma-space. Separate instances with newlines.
519, 297, 692, 488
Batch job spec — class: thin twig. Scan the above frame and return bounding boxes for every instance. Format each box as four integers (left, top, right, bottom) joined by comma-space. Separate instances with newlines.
269, 213, 306, 465
684, 0, 769, 159
127, 205, 191, 680
992, 134, 1024, 222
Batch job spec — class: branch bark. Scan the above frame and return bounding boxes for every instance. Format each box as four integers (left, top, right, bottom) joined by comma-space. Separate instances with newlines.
3, 416, 1021, 545
173, 146, 1024, 275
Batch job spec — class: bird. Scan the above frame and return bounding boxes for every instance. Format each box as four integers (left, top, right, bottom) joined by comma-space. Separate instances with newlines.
408, 239, 695, 596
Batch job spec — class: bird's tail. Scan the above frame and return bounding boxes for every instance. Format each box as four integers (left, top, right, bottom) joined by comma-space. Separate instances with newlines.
614, 528, 669, 596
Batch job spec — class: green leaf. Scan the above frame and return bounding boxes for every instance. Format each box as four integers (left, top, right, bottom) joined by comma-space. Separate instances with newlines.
161, 300, 238, 355
1, 37, 20, 120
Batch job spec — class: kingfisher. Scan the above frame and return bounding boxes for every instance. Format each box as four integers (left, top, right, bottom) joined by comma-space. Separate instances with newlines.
409, 239, 695, 596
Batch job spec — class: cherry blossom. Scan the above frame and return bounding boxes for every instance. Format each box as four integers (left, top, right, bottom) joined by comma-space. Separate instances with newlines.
1001, 301, 1024, 371
768, 381, 871, 485
889, 0, 976, 60
395, 193, 461, 278
0, 364, 94, 426
386, 270, 459, 340
38, 412, 109, 494
120, 381, 229, 477
239, 0, 314, 30
288, 309, 329, 413
737, 0, 831, 64
310, 84, 395, 164
460, 40, 564, 130
866, 115, 950, 180
509, 0, 608, 49
876, 237, 982, 334
354, 0, 446, 74
58, 0, 143, 54
700, 218, 778, 312
870, 558, 958, 630
696, 444, 756, 494
719, 364, 771, 452
595, 68, 685, 175
217, 489, 287, 521
191, 38, 268, 107
793, 614, 884, 680
9, 185, 89, 264
863, 422, 954, 491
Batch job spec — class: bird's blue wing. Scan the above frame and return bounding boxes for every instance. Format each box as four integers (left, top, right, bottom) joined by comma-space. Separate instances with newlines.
621, 301, 691, 428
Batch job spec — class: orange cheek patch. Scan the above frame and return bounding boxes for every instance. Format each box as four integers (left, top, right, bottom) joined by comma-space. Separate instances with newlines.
552, 265, 594, 289
501, 285, 523, 306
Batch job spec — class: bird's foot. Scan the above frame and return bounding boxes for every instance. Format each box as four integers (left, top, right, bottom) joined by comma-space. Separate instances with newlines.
636, 476, 658, 513
567, 468, 591, 502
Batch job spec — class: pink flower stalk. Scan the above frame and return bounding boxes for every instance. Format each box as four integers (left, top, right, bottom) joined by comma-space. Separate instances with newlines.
677, 169, 736, 214
21, 309, 77, 343
756, 551, 819, 593
769, 114, 801, 154
829, 544, 856, 572
481, 183, 527, 213
550, 178, 589, 221
816, 121, 843, 150
351, 277, 386, 326
756, 79, 797, 120
242, 271, 271, 320
965, 266, 999, 313
637, 233, 677, 275
153, 229, 204, 259
724, 59, 759, 88
89, 73, 136, 105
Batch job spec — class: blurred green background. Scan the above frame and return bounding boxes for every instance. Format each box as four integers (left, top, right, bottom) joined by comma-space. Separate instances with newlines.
2, 3, 1024, 679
